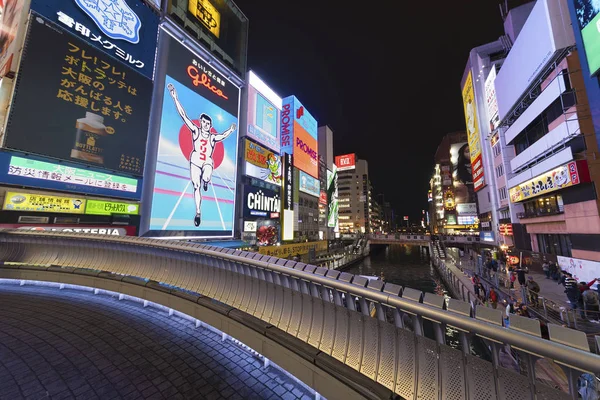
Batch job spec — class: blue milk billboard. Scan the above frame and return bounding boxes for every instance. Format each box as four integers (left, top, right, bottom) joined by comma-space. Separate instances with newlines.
246, 71, 281, 153
30, 0, 159, 79
146, 33, 240, 237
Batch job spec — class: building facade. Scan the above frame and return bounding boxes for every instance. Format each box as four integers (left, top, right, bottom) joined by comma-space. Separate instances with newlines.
336, 156, 370, 235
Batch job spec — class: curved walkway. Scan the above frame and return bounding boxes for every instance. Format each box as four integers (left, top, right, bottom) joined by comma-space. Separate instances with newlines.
0, 284, 313, 400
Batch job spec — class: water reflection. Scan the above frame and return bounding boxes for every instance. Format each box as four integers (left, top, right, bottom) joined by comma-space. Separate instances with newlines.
343, 244, 489, 359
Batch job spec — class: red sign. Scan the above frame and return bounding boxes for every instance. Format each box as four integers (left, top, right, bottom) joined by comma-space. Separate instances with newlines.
319, 191, 327, 205
335, 153, 356, 171
403, 216, 409, 221
499, 223, 513, 236
472, 153, 485, 192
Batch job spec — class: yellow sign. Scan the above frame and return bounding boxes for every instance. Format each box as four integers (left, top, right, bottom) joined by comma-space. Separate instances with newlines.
3, 192, 86, 214
188, 0, 221, 38
259, 241, 328, 258
509, 161, 583, 203
462, 71, 484, 190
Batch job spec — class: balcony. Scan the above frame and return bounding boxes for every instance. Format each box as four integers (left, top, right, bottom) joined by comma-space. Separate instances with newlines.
517, 207, 564, 219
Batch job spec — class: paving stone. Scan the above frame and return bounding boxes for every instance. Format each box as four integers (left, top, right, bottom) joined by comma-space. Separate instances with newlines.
0, 285, 315, 400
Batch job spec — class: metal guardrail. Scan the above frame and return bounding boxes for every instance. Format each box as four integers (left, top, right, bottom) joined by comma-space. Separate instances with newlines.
1, 230, 599, 400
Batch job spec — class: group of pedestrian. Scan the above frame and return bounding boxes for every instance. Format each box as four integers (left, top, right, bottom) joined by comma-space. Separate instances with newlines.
541, 260, 560, 280
471, 273, 499, 308
558, 272, 600, 322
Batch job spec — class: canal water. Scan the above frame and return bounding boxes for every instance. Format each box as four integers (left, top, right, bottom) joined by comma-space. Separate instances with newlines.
342, 244, 444, 294
343, 243, 489, 358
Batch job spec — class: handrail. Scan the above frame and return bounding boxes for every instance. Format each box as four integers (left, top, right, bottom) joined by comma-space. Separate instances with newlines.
2, 230, 600, 375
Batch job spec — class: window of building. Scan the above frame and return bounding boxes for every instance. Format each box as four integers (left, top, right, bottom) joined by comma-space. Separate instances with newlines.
521, 194, 563, 218
496, 164, 504, 178
537, 233, 572, 257
493, 144, 501, 157
498, 186, 507, 200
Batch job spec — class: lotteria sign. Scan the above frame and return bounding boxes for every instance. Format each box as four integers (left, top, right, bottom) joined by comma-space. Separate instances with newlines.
243, 185, 281, 219
281, 96, 318, 178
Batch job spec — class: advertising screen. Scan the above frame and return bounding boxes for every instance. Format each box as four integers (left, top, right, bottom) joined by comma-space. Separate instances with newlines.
3, 191, 86, 214
148, 32, 240, 237
242, 184, 280, 219
0, 224, 135, 235
5, 16, 152, 177
575, 0, 600, 76
462, 72, 485, 191
256, 219, 279, 246
326, 166, 338, 231
246, 71, 281, 153
509, 160, 590, 202
30, 0, 159, 79
293, 124, 318, 178
0, 151, 141, 200
0, 0, 28, 76
335, 153, 356, 171
484, 66, 500, 130
166, 0, 248, 75
450, 142, 476, 206
244, 139, 281, 186
299, 170, 319, 197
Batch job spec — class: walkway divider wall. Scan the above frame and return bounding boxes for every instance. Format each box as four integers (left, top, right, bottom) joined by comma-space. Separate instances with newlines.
1, 230, 599, 400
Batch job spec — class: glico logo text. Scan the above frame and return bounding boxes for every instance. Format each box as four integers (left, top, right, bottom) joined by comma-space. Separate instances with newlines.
296, 137, 317, 160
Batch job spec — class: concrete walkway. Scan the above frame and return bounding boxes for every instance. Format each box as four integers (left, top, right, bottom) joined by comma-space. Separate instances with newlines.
0, 284, 314, 400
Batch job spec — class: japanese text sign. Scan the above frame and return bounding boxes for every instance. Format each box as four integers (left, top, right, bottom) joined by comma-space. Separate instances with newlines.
30, 0, 159, 79
509, 161, 590, 203
3, 191, 86, 214
462, 72, 486, 191
244, 139, 282, 186
5, 15, 152, 177
1, 153, 141, 200
85, 199, 139, 215
258, 240, 327, 257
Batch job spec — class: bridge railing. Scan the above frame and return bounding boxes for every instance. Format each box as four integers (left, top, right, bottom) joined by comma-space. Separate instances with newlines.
1, 230, 599, 400
367, 234, 430, 242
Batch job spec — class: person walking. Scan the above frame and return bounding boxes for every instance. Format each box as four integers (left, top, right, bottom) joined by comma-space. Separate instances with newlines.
560, 272, 581, 315
542, 261, 550, 279
526, 276, 540, 306
582, 287, 600, 323
489, 287, 498, 309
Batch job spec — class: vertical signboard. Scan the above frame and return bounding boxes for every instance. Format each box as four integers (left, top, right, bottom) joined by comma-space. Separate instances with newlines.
462, 71, 485, 191
282, 152, 294, 240
246, 71, 281, 153
146, 32, 240, 237
281, 96, 318, 178
327, 166, 338, 232
5, 14, 153, 176
484, 66, 500, 130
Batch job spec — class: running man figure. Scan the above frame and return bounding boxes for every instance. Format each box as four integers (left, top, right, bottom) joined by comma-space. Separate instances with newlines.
167, 83, 237, 227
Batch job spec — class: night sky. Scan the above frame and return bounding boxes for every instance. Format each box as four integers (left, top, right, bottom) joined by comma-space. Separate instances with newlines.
233, 0, 505, 222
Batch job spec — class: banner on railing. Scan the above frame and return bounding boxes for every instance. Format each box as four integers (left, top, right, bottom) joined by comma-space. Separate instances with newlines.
259, 240, 327, 258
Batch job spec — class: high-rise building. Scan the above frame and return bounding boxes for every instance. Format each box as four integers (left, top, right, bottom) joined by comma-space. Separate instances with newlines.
496, 0, 600, 264
335, 155, 369, 235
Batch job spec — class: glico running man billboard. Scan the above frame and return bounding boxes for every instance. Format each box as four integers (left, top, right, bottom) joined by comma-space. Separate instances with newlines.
246, 71, 281, 153
281, 96, 318, 178
147, 32, 240, 237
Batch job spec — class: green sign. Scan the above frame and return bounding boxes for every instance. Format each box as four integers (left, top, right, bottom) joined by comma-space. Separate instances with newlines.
85, 200, 139, 216
9, 156, 138, 193
581, 9, 600, 76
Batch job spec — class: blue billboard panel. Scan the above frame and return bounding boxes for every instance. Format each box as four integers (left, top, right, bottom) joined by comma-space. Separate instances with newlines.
147, 33, 240, 238
0, 151, 141, 200
299, 170, 319, 197
246, 71, 281, 153
31, 0, 159, 79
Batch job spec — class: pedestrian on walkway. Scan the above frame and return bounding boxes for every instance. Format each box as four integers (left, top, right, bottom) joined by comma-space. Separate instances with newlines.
582, 287, 600, 323
560, 272, 582, 315
509, 271, 516, 289
549, 261, 559, 280
472, 274, 481, 297
542, 261, 550, 279
516, 266, 527, 287
526, 276, 540, 306
489, 287, 498, 309
477, 283, 487, 304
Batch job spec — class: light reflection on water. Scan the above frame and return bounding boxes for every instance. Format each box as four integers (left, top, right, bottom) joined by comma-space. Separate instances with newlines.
343, 244, 488, 358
